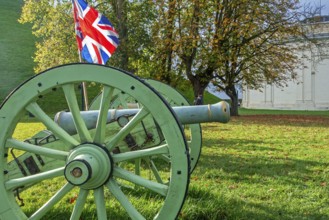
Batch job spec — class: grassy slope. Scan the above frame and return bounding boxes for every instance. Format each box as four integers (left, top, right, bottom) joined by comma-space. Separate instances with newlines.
177, 85, 221, 105
0, 0, 35, 103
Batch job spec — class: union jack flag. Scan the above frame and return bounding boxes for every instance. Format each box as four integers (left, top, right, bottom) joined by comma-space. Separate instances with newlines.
72, 0, 119, 64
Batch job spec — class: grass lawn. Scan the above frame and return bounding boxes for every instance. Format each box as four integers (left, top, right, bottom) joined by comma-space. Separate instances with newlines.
183, 114, 329, 219
7, 111, 328, 219
240, 107, 329, 117
0, 0, 35, 102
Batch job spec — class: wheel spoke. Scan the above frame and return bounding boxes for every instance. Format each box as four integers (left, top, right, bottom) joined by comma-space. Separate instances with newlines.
135, 158, 141, 176
26, 102, 79, 147
117, 93, 130, 109
5, 167, 65, 191
0, 65, 189, 220
159, 154, 171, 163
62, 84, 92, 143
29, 183, 74, 220
112, 144, 169, 163
144, 158, 164, 184
106, 180, 145, 220
113, 167, 168, 196
6, 138, 68, 160
106, 107, 149, 151
70, 189, 89, 220
94, 187, 107, 220
94, 86, 114, 143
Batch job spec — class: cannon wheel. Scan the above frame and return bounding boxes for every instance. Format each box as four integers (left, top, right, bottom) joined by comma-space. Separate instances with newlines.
145, 79, 202, 173
0, 64, 189, 219
89, 79, 202, 173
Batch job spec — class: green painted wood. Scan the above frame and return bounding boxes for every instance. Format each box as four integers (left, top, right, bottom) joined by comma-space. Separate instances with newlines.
144, 79, 203, 173
0, 64, 189, 219
89, 79, 204, 173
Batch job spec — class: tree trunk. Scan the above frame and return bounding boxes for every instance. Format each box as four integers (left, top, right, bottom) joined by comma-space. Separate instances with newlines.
189, 76, 208, 105
226, 85, 239, 116
192, 80, 207, 97
113, 0, 129, 71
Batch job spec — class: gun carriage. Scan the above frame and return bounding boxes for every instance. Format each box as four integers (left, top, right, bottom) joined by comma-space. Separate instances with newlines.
0, 64, 229, 219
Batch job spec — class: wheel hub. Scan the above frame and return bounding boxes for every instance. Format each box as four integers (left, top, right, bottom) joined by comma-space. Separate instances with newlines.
64, 143, 113, 189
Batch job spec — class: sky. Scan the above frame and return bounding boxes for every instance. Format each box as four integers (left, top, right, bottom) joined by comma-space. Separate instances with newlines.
299, 0, 329, 15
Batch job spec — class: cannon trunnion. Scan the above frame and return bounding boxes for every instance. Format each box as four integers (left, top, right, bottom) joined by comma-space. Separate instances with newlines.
0, 64, 230, 220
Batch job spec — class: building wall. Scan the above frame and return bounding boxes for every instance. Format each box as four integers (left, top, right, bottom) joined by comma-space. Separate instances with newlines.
242, 21, 329, 110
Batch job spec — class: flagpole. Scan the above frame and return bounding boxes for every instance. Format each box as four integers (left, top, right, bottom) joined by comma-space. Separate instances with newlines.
82, 83, 89, 111
72, 0, 119, 112
78, 51, 89, 111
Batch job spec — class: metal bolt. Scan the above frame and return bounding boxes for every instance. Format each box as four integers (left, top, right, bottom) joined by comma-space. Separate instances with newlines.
71, 167, 83, 178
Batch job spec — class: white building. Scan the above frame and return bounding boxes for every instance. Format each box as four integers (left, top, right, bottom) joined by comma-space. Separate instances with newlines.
242, 16, 329, 110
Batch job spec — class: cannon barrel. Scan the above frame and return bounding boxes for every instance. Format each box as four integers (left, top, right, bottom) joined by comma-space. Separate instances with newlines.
54, 101, 230, 135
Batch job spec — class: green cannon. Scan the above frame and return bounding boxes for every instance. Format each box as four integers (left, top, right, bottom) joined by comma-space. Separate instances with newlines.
89, 78, 207, 173
54, 102, 229, 133
0, 64, 230, 220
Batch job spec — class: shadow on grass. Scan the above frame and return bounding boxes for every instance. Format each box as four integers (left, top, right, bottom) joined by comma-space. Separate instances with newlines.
199, 150, 329, 186
187, 141, 329, 220
24, 208, 131, 220
183, 184, 329, 220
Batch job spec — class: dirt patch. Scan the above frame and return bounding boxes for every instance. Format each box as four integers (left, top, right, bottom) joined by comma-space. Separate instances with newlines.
234, 115, 329, 126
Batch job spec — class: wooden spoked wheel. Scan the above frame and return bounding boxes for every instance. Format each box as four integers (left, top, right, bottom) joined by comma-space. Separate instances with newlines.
0, 64, 189, 219
145, 79, 202, 173
89, 79, 202, 173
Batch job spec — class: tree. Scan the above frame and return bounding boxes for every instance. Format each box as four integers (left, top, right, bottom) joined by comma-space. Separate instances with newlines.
19, 0, 155, 73
150, 0, 320, 116
19, 0, 78, 73
210, 0, 309, 116
150, 0, 215, 96
20, 0, 320, 116
108, 0, 156, 72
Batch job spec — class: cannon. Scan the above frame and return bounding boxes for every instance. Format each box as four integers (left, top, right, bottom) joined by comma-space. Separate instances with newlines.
88, 79, 205, 173
0, 64, 230, 219
54, 102, 229, 133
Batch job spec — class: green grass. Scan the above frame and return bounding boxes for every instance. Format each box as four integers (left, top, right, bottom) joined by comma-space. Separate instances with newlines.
0, 0, 35, 103
239, 107, 329, 117
182, 115, 329, 219
177, 86, 221, 105
9, 113, 329, 219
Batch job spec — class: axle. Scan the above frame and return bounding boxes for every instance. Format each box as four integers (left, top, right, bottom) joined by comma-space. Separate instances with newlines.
54, 101, 230, 135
